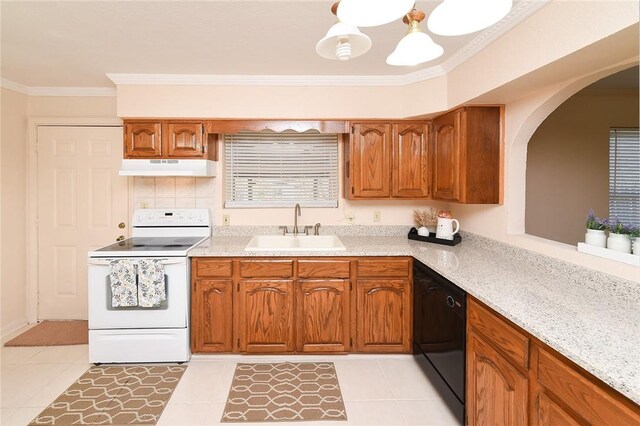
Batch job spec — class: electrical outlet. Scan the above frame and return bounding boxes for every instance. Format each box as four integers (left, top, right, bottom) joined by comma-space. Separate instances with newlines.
140, 201, 149, 209
345, 211, 355, 224
373, 211, 381, 222
222, 214, 230, 226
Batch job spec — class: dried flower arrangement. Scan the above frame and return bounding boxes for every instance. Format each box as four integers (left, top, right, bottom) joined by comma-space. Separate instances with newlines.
413, 208, 438, 227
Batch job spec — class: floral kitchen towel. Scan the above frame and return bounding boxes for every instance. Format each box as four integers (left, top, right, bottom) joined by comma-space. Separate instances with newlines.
109, 260, 138, 307
137, 259, 166, 308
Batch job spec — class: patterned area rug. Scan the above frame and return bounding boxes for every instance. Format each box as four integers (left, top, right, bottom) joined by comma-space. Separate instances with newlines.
222, 362, 347, 423
29, 365, 186, 425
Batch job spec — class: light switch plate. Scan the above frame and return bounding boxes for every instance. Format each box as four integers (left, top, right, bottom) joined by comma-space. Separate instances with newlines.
222, 214, 230, 226
373, 211, 381, 222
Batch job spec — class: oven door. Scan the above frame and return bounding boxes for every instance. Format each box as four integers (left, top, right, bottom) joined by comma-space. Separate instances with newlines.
88, 257, 188, 329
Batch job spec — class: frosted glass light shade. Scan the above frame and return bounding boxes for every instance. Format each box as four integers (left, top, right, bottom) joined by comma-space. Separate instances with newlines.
316, 22, 372, 60
386, 31, 444, 66
337, 0, 415, 27
428, 0, 513, 36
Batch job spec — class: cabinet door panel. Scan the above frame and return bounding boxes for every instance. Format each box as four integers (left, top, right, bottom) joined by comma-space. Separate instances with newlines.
392, 124, 429, 198
467, 332, 528, 426
124, 122, 162, 158
432, 111, 461, 201
537, 392, 582, 426
356, 279, 411, 353
192, 280, 233, 353
296, 280, 350, 352
351, 123, 391, 198
238, 280, 294, 353
165, 122, 205, 158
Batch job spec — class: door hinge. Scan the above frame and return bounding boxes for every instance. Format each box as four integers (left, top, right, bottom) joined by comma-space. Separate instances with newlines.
34, 141, 38, 154
349, 282, 352, 291
351, 187, 354, 195
237, 283, 239, 292
202, 144, 205, 154
35, 217, 39, 230
350, 338, 353, 347
351, 126, 354, 134
237, 338, 240, 349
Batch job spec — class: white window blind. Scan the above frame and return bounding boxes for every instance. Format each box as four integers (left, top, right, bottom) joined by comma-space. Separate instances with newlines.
609, 128, 640, 227
225, 131, 338, 208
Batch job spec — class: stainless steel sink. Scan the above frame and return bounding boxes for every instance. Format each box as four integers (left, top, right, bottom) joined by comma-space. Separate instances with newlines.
244, 235, 346, 252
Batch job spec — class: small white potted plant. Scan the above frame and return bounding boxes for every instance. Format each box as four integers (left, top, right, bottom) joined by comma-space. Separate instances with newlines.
628, 227, 640, 256
606, 219, 632, 253
584, 209, 608, 248
413, 208, 437, 236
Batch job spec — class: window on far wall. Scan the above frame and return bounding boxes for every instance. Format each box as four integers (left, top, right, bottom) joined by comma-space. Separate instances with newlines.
224, 130, 339, 208
609, 128, 640, 227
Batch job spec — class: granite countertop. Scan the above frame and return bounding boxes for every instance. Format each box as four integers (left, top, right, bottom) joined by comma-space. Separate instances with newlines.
189, 233, 640, 405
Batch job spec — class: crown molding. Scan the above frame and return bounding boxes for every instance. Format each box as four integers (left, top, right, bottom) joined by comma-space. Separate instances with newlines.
0, 79, 116, 96
106, 70, 449, 87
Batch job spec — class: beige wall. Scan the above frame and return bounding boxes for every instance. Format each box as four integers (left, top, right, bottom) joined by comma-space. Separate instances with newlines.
525, 90, 639, 245
28, 95, 117, 118
1, 88, 29, 335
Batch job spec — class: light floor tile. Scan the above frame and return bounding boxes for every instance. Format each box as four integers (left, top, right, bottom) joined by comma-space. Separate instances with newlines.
341, 400, 406, 426
332, 359, 394, 401
378, 357, 442, 400
1, 406, 45, 426
159, 402, 225, 426
25, 363, 90, 407
170, 361, 235, 404
398, 399, 461, 425
1, 363, 70, 408
1, 346, 46, 365
24, 344, 88, 365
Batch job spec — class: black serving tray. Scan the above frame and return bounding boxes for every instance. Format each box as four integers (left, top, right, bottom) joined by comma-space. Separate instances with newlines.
408, 227, 462, 246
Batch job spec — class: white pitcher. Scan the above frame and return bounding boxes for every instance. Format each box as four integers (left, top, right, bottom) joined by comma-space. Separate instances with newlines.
436, 218, 460, 240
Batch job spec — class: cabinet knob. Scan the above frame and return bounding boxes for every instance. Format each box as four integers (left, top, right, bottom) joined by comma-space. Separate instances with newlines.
116, 235, 125, 242
118, 222, 126, 229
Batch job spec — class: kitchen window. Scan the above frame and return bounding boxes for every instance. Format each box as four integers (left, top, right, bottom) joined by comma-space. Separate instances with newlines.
609, 128, 640, 227
224, 130, 339, 208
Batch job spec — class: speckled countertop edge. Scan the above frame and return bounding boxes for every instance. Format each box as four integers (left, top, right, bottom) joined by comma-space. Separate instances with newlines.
189, 232, 640, 406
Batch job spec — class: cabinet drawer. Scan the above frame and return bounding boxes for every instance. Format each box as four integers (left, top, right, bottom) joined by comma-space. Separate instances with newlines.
298, 260, 350, 278
468, 298, 529, 369
239, 260, 293, 278
194, 259, 232, 278
358, 259, 410, 277
537, 348, 640, 425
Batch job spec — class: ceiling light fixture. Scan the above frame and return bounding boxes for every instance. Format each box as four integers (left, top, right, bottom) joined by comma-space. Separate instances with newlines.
387, 9, 444, 66
427, 0, 513, 36
337, 0, 415, 28
316, 2, 372, 61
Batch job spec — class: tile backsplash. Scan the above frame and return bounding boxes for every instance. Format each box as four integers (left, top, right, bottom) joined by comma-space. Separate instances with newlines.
133, 177, 215, 211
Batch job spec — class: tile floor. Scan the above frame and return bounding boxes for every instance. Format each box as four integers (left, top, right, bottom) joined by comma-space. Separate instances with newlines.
1, 327, 460, 426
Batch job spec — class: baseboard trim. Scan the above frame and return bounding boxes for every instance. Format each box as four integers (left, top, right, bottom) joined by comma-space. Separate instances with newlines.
1, 318, 30, 339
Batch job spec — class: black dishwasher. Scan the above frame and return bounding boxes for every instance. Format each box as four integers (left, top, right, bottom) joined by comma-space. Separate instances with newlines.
413, 259, 466, 424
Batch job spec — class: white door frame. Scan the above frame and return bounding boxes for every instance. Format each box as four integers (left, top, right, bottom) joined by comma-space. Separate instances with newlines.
26, 117, 132, 323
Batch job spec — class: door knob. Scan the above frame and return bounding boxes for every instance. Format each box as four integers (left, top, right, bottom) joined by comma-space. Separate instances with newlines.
118, 222, 126, 229
116, 235, 125, 242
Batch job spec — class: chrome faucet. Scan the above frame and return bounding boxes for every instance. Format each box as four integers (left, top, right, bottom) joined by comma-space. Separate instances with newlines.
293, 203, 301, 236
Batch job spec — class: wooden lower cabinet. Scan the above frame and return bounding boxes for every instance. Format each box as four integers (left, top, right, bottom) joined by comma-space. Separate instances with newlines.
468, 297, 640, 426
296, 279, 350, 353
356, 279, 411, 353
191, 257, 411, 355
191, 279, 233, 353
237, 280, 295, 353
466, 332, 528, 426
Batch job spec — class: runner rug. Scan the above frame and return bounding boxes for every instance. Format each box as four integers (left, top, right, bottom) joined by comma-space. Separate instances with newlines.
221, 362, 347, 423
4, 320, 88, 346
29, 365, 186, 425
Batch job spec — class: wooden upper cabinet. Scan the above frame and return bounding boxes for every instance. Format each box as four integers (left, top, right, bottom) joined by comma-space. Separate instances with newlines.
124, 122, 162, 158
237, 280, 295, 353
467, 332, 528, 426
350, 123, 392, 198
432, 110, 461, 201
165, 122, 205, 158
296, 279, 350, 353
355, 279, 411, 353
392, 123, 429, 198
431, 106, 502, 204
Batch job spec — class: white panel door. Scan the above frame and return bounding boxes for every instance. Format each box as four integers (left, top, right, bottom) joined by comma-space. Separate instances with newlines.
38, 126, 128, 320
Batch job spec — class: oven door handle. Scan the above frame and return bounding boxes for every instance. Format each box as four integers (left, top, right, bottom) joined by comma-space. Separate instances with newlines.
88, 258, 186, 266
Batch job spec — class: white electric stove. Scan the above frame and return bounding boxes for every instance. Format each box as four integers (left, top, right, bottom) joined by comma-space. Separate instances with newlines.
87, 209, 210, 364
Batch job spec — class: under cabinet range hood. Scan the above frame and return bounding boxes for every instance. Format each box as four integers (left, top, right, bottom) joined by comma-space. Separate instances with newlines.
119, 159, 216, 177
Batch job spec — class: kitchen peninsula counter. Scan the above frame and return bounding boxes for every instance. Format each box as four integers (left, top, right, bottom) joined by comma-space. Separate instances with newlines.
189, 233, 640, 406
